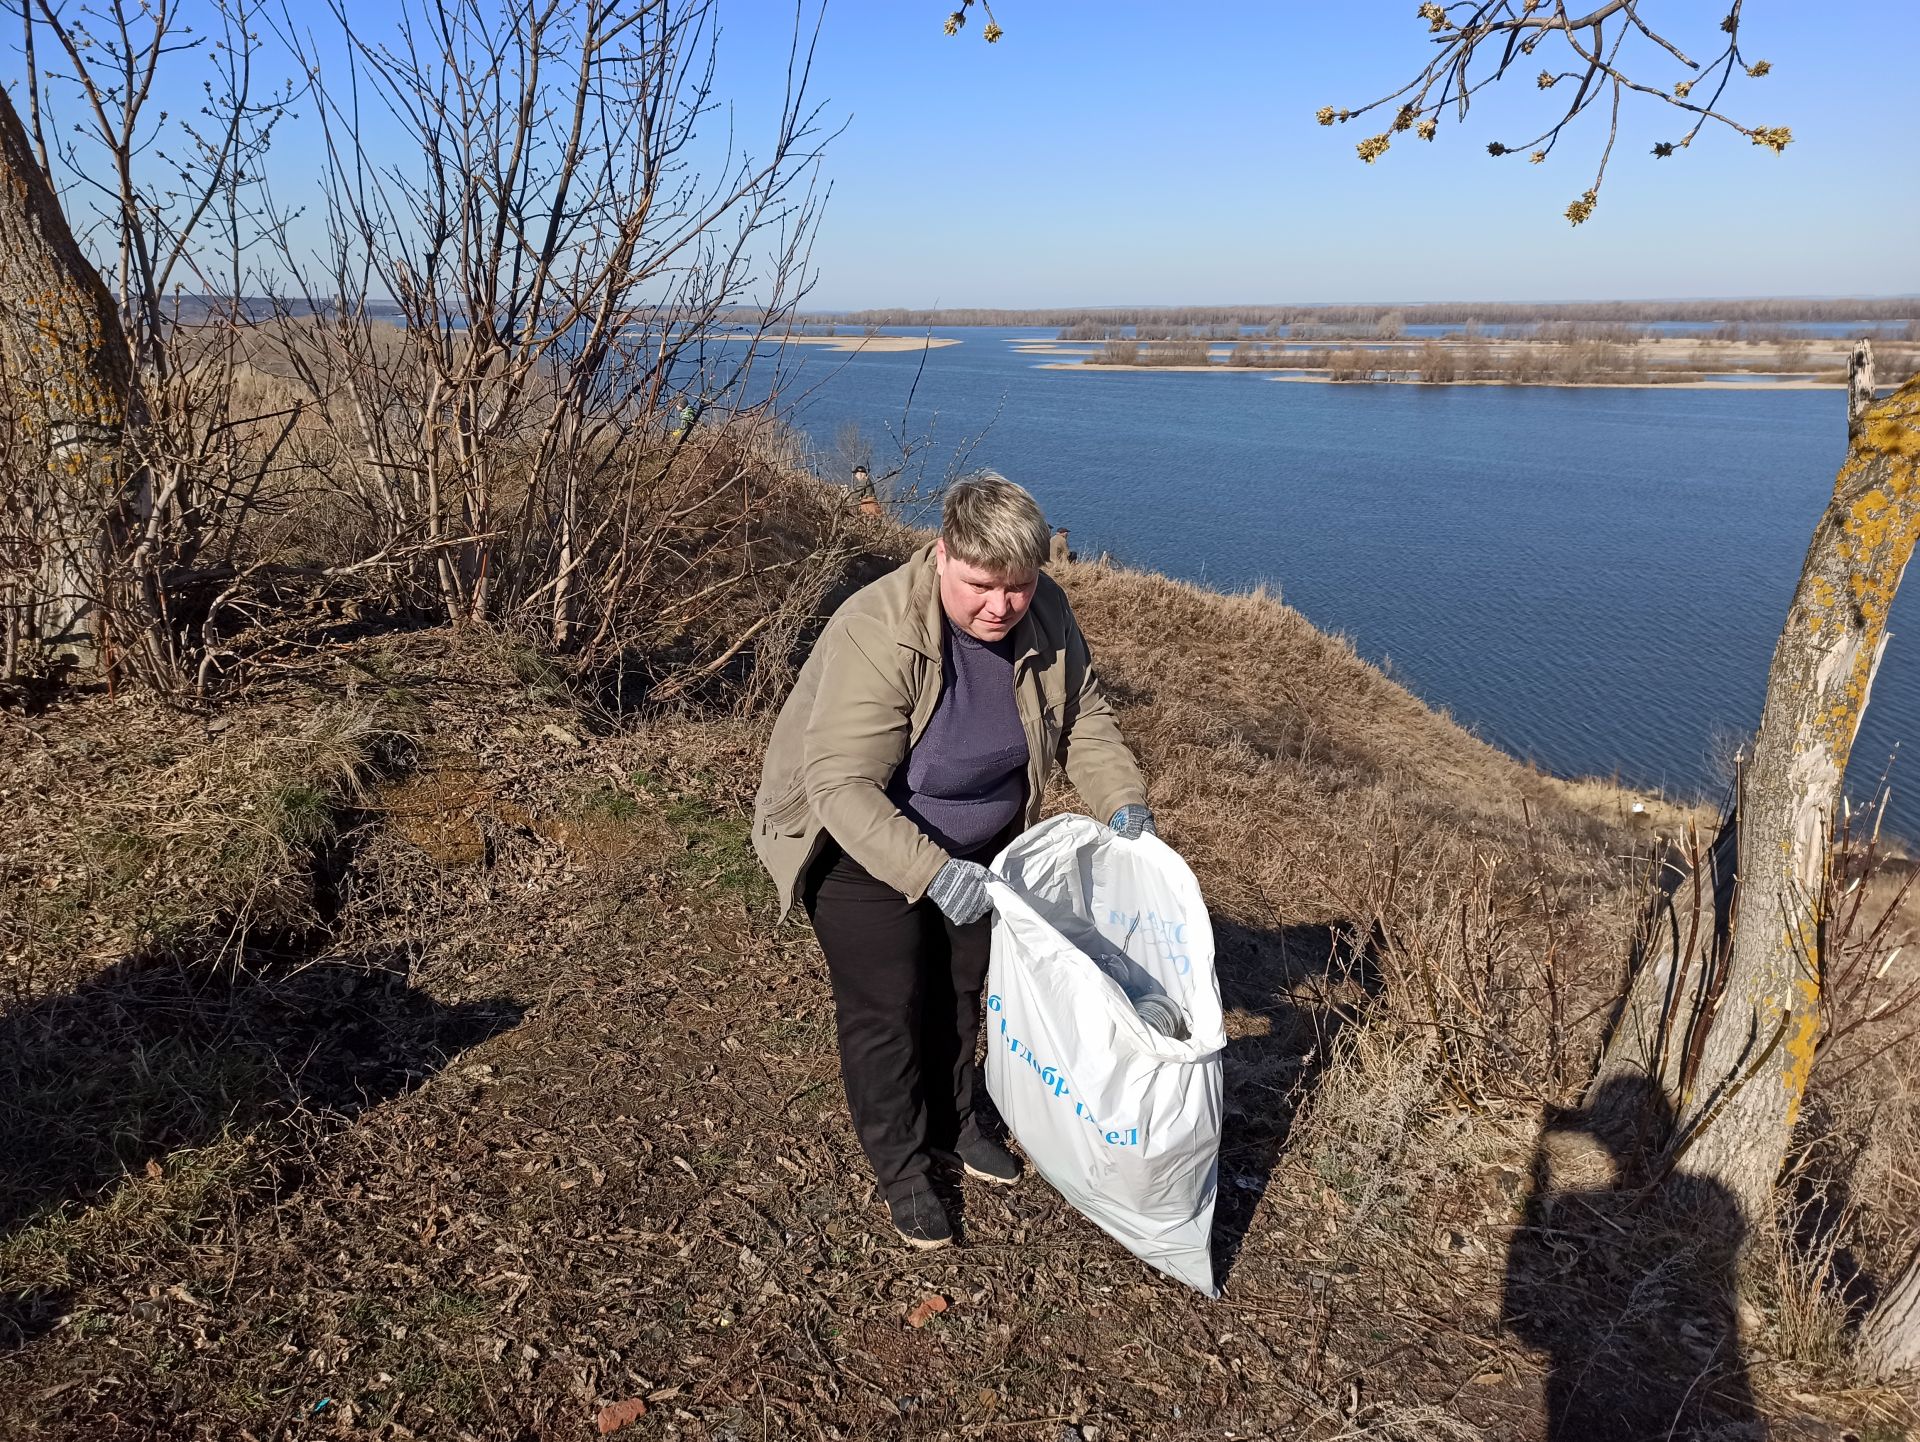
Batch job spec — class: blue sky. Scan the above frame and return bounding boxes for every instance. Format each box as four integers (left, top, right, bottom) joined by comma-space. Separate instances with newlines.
716, 0, 1918, 308
11, 1, 1915, 309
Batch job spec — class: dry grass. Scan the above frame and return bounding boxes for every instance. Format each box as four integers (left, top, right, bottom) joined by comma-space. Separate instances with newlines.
0, 703, 399, 1002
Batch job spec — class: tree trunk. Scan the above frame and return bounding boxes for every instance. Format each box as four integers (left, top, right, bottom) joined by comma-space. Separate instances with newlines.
1848, 340, 1878, 443
1596, 352, 1920, 1225
0, 87, 140, 668
1864, 1247, 1920, 1379
1676, 366, 1919, 1217
1590, 817, 1738, 1137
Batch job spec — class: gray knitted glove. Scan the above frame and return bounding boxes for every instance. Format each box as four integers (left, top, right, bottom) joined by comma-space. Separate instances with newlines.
1109, 804, 1157, 841
927, 858, 992, 926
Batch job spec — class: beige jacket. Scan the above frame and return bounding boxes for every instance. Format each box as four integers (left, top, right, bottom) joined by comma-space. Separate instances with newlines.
752, 544, 1148, 918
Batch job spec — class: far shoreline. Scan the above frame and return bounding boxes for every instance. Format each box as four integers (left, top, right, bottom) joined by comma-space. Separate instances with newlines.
1032, 361, 1845, 391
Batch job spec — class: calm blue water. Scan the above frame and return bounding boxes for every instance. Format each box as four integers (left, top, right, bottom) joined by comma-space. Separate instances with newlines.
736, 328, 1914, 833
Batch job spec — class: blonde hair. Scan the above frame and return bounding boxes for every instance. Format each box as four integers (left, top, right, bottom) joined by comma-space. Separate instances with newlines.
941, 472, 1049, 577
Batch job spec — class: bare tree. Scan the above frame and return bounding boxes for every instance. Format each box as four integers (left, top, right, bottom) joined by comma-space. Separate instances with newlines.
260, 0, 834, 669
1865, 1242, 1920, 1378
5, 0, 837, 694
1589, 349, 1920, 1375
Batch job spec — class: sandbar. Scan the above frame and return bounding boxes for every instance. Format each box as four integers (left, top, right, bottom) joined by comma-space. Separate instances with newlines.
1037, 362, 1227, 374
764, 333, 959, 352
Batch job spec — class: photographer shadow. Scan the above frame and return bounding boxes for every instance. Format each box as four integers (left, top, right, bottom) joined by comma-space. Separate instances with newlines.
1211, 916, 1381, 1286
1502, 1076, 1758, 1440
0, 949, 520, 1350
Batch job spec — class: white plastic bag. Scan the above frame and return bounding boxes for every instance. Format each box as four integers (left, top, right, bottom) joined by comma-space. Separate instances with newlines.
984, 814, 1225, 1296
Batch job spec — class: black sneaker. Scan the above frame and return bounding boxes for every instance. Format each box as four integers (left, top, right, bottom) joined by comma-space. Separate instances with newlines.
887, 1182, 953, 1249
956, 1135, 1023, 1187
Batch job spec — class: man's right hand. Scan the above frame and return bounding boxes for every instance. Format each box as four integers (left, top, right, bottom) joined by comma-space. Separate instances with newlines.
927, 858, 992, 926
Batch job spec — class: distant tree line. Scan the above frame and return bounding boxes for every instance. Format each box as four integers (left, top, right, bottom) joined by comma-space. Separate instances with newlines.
816, 298, 1919, 331
1079, 336, 1920, 387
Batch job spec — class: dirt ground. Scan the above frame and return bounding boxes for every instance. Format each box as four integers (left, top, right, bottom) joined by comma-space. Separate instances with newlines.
3, 569, 1917, 1441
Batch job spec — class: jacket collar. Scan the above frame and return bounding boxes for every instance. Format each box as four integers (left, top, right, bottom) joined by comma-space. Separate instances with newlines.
904, 542, 1046, 670
904, 545, 943, 660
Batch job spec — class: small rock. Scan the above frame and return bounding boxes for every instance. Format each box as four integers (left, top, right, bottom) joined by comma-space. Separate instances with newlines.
906, 1295, 948, 1328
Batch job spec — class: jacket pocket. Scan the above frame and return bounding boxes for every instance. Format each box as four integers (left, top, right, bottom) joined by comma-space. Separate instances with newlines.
760, 781, 812, 834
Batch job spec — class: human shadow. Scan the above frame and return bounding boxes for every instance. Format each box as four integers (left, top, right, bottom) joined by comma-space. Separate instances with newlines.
1502, 1076, 1759, 1441
0, 949, 521, 1349
1210, 917, 1381, 1286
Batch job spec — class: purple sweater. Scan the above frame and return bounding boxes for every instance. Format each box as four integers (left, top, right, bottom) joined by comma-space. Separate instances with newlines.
886, 620, 1029, 856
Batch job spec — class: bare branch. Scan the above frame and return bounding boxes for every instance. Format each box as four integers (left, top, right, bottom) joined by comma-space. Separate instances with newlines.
1305, 0, 1789, 219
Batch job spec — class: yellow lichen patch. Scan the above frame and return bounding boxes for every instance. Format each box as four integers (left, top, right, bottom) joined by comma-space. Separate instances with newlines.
1810, 423, 1920, 764
1780, 972, 1822, 1126
1858, 384, 1920, 463
1846, 487, 1896, 551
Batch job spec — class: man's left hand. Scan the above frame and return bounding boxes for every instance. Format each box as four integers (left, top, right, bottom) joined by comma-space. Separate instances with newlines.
1109, 804, 1156, 840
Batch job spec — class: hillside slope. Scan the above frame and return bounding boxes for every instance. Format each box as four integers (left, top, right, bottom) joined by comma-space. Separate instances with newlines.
1, 529, 1909, 1440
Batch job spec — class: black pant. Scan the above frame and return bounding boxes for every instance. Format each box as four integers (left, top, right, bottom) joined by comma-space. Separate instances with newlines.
802, 835, 1003, 1201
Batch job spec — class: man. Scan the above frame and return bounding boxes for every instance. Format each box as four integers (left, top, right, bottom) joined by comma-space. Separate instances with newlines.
751, 473, 1155, 1248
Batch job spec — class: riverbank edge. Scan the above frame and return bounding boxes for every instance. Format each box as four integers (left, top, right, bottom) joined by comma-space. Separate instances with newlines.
1031, 360, 1845, 390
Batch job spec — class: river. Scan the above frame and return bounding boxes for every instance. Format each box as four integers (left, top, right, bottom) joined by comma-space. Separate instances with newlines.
738, 326, 1911, 837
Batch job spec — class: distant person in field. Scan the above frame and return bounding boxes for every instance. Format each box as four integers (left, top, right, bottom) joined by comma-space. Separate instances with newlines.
751, 474, 1154, 1249
1049, 527, 1070, 566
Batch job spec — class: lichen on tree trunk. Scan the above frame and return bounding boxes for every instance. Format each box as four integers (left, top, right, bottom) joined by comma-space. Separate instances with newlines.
1599, 369, 1920, 1226
0, 88, 140, 666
